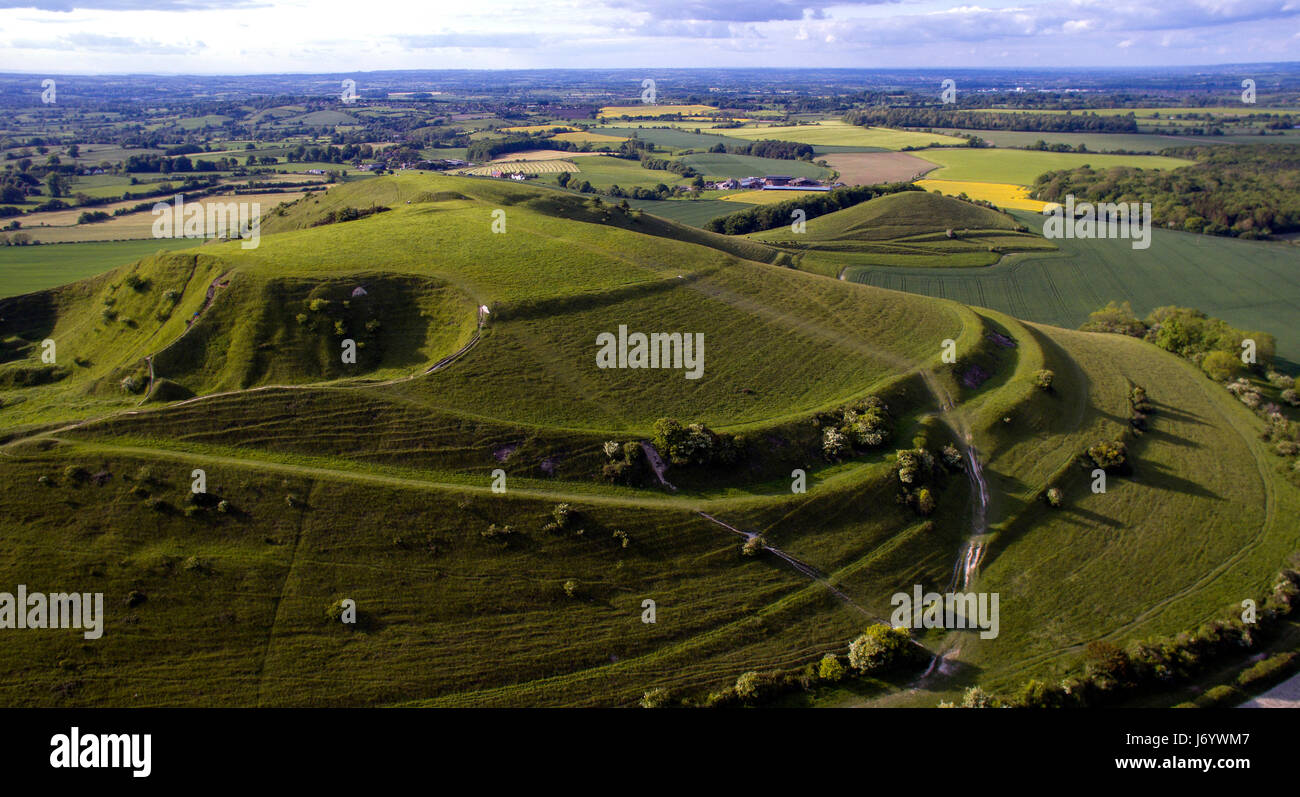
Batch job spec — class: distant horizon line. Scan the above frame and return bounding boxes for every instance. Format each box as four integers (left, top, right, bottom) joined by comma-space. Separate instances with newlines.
1, 62, 1299, 79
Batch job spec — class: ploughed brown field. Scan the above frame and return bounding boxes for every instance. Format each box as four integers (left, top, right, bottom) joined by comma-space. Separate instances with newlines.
823, 151, 937, 185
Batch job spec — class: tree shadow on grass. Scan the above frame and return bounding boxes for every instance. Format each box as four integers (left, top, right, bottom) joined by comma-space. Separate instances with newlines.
1148, 400, 1208, 427
1138, 425, 1201, 449
1132, 460, 1222, 500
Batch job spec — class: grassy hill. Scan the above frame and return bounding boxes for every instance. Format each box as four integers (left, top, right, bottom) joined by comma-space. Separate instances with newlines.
748, 191, 1056, 275
1, 171, 1296, 708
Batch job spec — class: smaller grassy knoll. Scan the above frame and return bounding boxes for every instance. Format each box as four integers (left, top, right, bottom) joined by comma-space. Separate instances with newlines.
745, 191, 1055, 276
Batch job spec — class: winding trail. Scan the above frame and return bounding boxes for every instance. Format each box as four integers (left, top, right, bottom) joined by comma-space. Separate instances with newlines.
697, 511, 881, 621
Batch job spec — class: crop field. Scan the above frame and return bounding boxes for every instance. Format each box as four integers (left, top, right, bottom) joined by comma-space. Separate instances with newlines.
592, 126, 750, 151
909, 148, 1196, 185
915, 179, 1057, 212
823, 152, 938, 184
924, 128, 1215, 153
551, 130, 627, 144
499, 124, 579, 134
705, 121, 968, 150
0, 238, 201, 298
846, 210, 1300, 370
598, 104, 719, 118
458, 160, 580, 176
679, 153, 830, 180
717, 189, 823, 204
487, 149, 605, 161
16, 190, 317, 243
968, 106, 1300, 118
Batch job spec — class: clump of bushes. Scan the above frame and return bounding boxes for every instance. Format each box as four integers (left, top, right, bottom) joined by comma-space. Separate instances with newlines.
639, 687, 672, 708
542, 503, 579, 535
1045, 486, 1064, 507
601, 440, 648, 485
817, 654, 846, 683
848, 625, 916, 673
481, 523, 516, 543
651, 418, 744, 468
894, 448, 949, 516
1129, 384, 1153, 431
1201, 350, 1240, 382
1034, 369, 1055, 391
1226, 378, 1263, 409
1236, 651, 1298, 691
1085, 440, 1127, 471
817, 396, 893, 462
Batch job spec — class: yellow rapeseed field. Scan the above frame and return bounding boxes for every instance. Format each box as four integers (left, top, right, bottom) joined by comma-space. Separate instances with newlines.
718, 189, 822, 204
915, 179, 1060, 212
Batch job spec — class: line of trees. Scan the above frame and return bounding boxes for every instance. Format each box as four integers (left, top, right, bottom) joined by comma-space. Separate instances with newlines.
844, 107, 1140, 133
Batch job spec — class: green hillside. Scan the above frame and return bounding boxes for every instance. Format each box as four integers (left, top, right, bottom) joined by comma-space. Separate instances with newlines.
1, 171, 1296, 708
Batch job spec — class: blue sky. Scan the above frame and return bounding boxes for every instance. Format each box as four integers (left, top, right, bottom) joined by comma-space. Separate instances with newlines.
0, 0, 1298, 73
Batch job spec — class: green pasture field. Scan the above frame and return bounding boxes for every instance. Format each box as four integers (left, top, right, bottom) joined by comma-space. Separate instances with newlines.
678, 153, 830, 181
708, 121, 968, 150
594, 126, 751, 152
845, 211, 1300, 371
926, 128, 1211, 153
909, 147, 1196, 184
0, 238, 200, 298
967, 106, 1299, 118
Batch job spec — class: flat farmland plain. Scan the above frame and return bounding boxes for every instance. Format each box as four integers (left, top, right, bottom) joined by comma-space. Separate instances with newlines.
845, 211, 1300, 370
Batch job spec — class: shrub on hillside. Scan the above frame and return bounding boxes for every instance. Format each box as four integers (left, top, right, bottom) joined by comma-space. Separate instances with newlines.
817, 654, 846, 683
1201, 350, 1240, 382
639, 687, 672, 708
1085, 440, 1127, 471
1034, 369, 1055, 390
847, 625, 913, 673
1236, 652, 1299, 691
